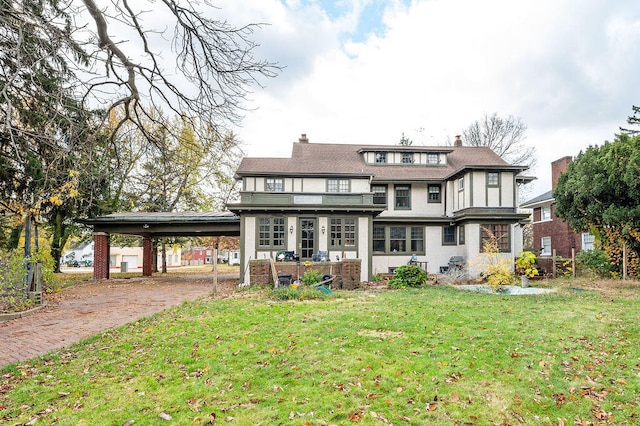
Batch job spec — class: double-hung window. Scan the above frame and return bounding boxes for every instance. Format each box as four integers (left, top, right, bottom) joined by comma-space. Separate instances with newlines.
443, 226, 456, 245
428, 184, 441, 203
487, 172, 499, 187
373, 225, 386, 252
327, 178, 350, 193
265, 178, 284, 192
395, 185, 411, 209
372, 185, 387, 205
541, 206, 551, 221
258, 217, 285, 248
390, 227, 407, 252
541, 236, 552, 255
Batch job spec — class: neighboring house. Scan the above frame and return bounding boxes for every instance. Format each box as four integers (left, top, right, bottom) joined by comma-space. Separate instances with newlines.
228, 134, 532, 281
109, 246, 182, 270
61, 241, 94, 265
520, 156, 594, 260
182, 247, 240, 265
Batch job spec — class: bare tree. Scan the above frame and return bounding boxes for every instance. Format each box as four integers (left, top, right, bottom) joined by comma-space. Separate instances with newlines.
462, 113, 536, 167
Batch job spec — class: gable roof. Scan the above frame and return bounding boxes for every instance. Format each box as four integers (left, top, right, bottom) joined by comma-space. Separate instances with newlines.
236, 141, 528, 182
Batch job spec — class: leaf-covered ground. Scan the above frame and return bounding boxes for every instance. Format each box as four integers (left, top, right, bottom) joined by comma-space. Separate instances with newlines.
1, 279, 639, 425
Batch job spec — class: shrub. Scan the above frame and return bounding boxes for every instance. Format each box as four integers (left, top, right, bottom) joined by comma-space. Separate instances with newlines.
477, 230, 517, 292
576, 248, 611, 278
388, 265, 427, 289
0, 249, 31, 313
515, 250, 539, 278
301, 269, 323, 285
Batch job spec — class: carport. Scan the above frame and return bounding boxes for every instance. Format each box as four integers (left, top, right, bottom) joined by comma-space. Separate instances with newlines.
81, 212, 240, 280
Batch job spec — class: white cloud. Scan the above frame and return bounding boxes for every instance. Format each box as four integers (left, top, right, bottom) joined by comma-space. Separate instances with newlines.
212, 0, 640, 196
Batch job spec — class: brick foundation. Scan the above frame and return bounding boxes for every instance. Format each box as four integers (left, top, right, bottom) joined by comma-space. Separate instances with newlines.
248, 259, 362, 289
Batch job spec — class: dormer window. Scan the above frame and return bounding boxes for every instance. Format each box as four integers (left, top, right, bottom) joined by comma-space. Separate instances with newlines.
375, 152, 387, 163
401, 153, 414, 164
427, 153, 439, 165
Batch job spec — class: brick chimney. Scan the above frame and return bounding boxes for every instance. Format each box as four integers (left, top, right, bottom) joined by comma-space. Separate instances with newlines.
454, 135, 462, 147
298, 133, 309, 143
551, 156, 572, 191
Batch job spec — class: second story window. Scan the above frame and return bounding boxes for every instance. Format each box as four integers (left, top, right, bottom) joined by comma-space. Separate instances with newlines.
372, 185, 387, 205
375, 152, 387, 163
327, 178, 350, 193
428, 184, 441, 203
458, 177, 464, 190
541, 206, 551, 221
265, 178, 284, 192
487, 172, 500, 187
427, 153, 439, 165
395, 185, 411, 209
401, 152, 414, 164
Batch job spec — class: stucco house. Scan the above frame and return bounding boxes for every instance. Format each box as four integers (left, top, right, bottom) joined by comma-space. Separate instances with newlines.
520, 156, 594, 262
228, 134, 532, 282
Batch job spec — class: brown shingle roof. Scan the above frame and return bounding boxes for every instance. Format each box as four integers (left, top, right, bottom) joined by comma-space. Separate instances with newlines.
236, 142, 527, 181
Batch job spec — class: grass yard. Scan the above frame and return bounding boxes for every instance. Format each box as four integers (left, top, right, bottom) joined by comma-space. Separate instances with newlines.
1, 279, 639, 425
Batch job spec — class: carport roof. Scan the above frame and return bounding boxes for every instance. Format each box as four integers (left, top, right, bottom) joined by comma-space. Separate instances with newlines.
80, 211, 240, 237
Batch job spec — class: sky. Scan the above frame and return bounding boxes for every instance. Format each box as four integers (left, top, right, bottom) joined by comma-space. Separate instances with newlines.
206, 0, 640, 197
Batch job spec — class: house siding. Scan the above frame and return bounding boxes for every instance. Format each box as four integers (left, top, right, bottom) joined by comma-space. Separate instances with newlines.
231, 139, 530, 283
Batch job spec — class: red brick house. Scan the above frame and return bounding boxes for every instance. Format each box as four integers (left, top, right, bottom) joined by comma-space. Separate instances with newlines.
520, 156, 594, 260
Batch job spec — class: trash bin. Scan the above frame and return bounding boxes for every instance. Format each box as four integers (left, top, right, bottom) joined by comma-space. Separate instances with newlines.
121, 261, 128, 272
277, 273, 292, 287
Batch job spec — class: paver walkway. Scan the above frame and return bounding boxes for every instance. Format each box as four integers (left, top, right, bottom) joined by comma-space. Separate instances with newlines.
0, 274, 237, 368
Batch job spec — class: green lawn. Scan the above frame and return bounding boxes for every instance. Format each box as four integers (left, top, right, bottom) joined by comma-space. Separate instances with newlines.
2, 280, 639, 425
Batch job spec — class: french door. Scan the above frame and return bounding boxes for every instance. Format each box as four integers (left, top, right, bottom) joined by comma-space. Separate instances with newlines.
300, 218, 316, 259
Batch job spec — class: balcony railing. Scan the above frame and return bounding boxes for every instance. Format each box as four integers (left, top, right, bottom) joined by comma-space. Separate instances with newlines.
237, 192, 375, 207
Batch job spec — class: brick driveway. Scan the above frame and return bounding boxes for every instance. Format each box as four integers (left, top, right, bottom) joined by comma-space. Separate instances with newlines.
0, 274, 237, 368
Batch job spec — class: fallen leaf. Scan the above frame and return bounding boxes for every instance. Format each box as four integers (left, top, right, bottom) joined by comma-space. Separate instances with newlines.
427, 401, 438, 411
450, 392, 460, 402
122, 421, 135, 426
159, 412, 172, 420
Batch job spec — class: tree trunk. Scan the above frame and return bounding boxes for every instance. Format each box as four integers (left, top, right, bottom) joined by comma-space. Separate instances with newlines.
50, 210, 68, 273
161, 240, 167, 274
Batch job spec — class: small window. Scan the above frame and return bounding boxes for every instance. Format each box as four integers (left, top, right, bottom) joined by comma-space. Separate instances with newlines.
443, 226, 456, 245
327, 178, 350, 193
541, 236, 552, 255
458, 225, 465, 245
395, 185, 411, 209
458, 177, 464, 190
582, 233, 594, 251
401, 152, 414, 164
265, 178, 284, 192
428, 184, 441, 203
375, 152, 387, 163
372, 185, 387, 205
487, 172, 499, 187
427, 153, 439, 165
541, 206, 551, 221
